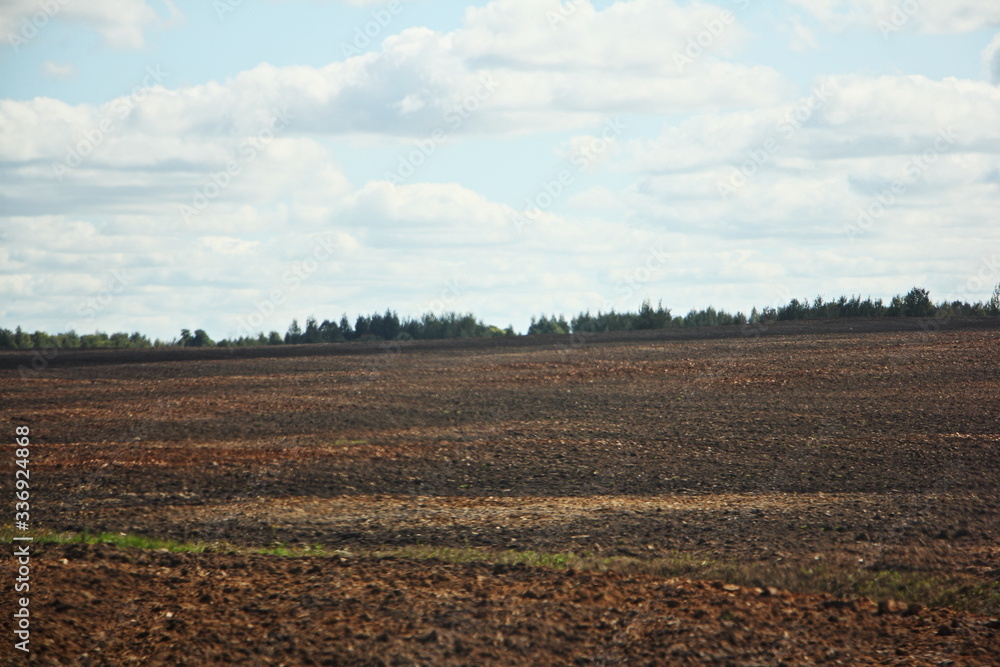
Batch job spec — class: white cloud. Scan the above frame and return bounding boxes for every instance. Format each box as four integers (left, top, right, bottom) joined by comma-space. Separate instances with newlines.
626, 75, 1000, 179
394, 93, 427, 115
42, 60, 78, 79
984, 32, 1000, 84
0, 0, 790, 156
788, 0, 1000, 34
455, 0, 749, 69
608, 73, 1000, 306
782, 15, 821, 52
3, 1, 999, 339
295, 0, 390, 5
808, 75, 1000, 149
0, 0, 181, 50
448, 0, 788, 120
198, 236, 260, 256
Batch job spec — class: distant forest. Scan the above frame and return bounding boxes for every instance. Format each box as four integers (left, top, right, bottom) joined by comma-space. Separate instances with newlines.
2, 285, 999, 351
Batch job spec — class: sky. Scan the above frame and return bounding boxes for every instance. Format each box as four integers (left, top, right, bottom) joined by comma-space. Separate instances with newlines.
1, 0, 999, 342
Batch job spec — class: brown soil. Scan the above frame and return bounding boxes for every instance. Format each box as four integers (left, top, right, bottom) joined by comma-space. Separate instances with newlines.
19, 542, 1000, 666
2, 319, 999, 664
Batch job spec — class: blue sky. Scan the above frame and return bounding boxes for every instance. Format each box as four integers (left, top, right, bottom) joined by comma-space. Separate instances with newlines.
1, 0, 999, 341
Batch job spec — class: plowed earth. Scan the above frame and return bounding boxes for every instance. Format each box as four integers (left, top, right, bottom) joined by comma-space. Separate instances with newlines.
18, 543, 1000, 665
2, 319, 999, 665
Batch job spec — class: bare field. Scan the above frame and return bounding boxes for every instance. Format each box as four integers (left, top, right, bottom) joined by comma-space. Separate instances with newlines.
2, 321, 999, 665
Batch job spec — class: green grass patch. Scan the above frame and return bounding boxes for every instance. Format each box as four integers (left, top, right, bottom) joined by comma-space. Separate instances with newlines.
331, 438, 367, 447
3, 526, 997, 615
0, 525, 350, 559
373, 546, 1000, 615
0, 527, 212, 553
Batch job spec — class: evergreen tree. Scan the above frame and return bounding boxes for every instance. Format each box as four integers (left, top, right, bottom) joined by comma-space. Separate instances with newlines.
902, 287, 935, 318
319, 319, 342, 342
285, 319, 302, 344
14, 326, 30, 349
303, 316, 321, 343
354, 315, 371, 340
192, 329, 213, 346
339, 315, 353, 341
180, 329, 213, 347
527, 315, 569, 335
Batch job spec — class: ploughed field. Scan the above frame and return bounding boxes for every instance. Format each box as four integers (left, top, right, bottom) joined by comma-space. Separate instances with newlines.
2, 320, 999, 665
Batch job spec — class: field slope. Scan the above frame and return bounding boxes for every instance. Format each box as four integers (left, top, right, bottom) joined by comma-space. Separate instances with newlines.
2, 320, 999, 664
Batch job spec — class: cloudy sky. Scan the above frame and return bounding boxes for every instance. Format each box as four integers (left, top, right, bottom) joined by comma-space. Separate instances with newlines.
1, 0, 999, 341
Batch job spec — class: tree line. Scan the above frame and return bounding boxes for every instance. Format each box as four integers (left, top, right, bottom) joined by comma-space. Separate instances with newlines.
2, 285, 998, 350
0, 328, 151, 351
220, 311, 515, 348
528, 299, 746, 335
529, 286, 1000, 335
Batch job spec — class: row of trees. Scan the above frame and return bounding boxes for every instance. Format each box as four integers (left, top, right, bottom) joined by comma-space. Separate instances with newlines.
217, 311, 515, 348
3, 286, 998, 351
762, 288, 999, 322
530, 288, 993, 337
0, 328, 151, 351
564, 288, 1000, 336
531, 300, 695, 335
564, 285, 1000, 334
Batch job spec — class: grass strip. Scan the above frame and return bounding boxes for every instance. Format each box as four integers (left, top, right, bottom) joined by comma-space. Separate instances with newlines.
4, 527, 997, 616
